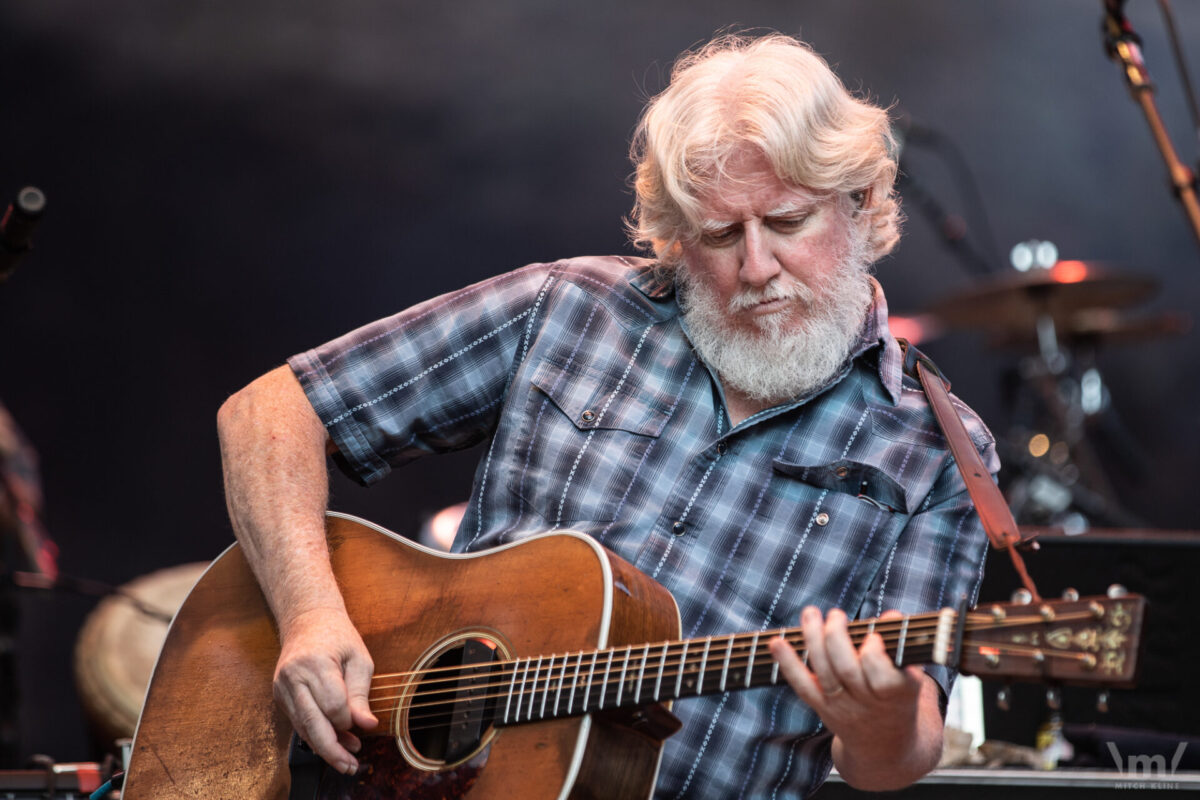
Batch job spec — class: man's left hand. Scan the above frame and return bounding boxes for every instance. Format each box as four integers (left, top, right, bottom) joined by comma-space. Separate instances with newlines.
768, 606, 943, 790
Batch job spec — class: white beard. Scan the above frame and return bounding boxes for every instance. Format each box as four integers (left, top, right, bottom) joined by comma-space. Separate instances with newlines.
677, 249, 874, 405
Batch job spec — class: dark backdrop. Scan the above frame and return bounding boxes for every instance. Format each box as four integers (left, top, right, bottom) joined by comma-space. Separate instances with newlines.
2, 0, 1197, 763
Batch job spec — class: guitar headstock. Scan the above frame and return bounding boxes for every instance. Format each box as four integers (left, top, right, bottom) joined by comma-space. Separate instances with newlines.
958, 593, 1145, 688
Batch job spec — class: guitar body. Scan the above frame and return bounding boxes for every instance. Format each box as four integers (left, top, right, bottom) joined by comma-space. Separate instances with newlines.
123, 513, 681, 800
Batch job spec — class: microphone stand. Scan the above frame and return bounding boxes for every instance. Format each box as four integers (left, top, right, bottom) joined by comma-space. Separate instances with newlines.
1102, 0, 1200, 251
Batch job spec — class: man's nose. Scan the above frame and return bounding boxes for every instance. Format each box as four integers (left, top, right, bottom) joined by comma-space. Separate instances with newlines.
738, 227, 782, 286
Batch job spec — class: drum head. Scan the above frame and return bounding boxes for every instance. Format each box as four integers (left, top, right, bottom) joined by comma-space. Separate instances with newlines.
74, 562, 209, 746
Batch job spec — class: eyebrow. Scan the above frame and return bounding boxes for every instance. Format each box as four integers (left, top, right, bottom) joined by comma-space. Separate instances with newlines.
698, 200, 817, 231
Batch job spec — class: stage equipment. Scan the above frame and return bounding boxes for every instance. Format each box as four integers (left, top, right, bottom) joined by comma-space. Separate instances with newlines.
1102, 0, 1200, 251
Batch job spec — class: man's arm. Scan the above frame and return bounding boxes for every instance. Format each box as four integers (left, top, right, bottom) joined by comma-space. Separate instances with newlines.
769, 607, 944, 791
217, 364, 377, 776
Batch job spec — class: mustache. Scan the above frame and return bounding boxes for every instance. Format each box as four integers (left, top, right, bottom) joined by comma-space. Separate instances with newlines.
726, 277, 816, 312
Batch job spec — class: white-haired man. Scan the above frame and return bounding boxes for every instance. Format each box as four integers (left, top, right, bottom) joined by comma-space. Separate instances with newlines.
218, 33, 994, 798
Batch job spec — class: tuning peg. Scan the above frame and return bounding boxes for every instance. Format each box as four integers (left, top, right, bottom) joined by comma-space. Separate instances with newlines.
1011, 588, 1033, 605
997, 685, 1012, 711
1107, 584, 1128, 599
1045, 687, 1062, 711
1061, 588, 1080, 602
1097, 690, 1110, 713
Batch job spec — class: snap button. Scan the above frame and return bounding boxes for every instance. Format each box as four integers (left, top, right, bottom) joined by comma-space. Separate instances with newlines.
672, 521, 686, 536
716, 441, 728, 455
815, 512, 830, 526
580, 409, 597, 424
834, 466, 849, 479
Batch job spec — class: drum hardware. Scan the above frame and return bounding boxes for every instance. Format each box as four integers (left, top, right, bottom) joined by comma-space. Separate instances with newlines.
923, 253, 1175, 530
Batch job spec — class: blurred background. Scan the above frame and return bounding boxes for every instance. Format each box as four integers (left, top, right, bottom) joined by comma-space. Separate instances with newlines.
1, 0, 1198, 770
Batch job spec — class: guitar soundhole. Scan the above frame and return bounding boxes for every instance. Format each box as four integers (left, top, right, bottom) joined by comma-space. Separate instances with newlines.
408, 639, 501, 763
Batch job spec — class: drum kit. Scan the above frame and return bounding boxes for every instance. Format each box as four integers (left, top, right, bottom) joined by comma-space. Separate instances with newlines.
893, 246, 1190, 533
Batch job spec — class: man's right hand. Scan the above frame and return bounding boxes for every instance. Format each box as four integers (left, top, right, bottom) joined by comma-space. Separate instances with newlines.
274, 607, 379, 775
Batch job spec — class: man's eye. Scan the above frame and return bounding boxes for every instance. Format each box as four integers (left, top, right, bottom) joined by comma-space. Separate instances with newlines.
701, 228, 740, 246
769, 215, 808, 232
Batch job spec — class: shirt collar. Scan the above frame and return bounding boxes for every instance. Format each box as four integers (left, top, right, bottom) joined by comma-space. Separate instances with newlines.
851, 277, 904, 406
629, 261, 677, 301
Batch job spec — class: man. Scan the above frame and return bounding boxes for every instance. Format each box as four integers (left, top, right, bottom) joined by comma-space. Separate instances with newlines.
218, 33, 995, 798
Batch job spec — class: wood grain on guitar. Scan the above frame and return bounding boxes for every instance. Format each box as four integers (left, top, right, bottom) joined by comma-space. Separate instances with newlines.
121, 513, 1145, 800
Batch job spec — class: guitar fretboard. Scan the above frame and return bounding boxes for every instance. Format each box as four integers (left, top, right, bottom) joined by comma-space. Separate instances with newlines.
489, 609, 956, 725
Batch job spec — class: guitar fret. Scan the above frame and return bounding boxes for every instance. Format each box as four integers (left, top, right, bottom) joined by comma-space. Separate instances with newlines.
895, 616, 909, 666
539, 656, 552, 718
635, 644, 649, 704
674, 641, 690, 697
554, 652, 568, 716
600, 649, 615, 709
746, 632, 760, 688
517, 658, 535, 721
584, 652, 598, 711
568, 652, 584, 715
654, 642, 669, 701
719, 635, 733, 691
697, 637, 712, 695
503, 657, 520, 724
933, 608, 954, 667
616, 646, 631, 706
771, 627, 785, 684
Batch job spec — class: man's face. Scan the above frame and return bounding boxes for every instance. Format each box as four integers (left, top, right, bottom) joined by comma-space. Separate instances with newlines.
674, 145, 874, 404
677, 146, 860, 338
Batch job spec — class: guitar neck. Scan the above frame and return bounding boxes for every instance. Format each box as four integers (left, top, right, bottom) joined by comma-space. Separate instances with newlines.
491, 610, 956, 726
381, 593, 1142, 741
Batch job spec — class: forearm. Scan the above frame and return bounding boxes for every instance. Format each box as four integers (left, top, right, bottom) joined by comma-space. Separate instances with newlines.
217, 364, 344, 635
830, 674, 944, 790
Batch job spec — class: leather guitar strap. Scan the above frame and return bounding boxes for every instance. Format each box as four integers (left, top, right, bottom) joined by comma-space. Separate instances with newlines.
900, 341, 1042, 601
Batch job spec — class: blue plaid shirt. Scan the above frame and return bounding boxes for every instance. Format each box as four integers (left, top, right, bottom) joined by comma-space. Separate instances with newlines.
289, 255, 995, 799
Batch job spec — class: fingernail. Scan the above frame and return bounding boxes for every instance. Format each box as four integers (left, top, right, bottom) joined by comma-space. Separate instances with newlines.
344, 760, 358, 775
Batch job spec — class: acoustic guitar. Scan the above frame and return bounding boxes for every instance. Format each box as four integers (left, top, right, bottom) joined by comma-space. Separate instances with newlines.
121, 512, 1144, 799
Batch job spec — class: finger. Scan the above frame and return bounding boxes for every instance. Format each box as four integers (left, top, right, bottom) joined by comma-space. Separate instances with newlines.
305, 669, 356, 733
859, 611, 920, 697
821, 609, 864, 694
338, 729, 363, 755
768, 634, 823, 706
799, 606, 839, 697
282, 682, 360, 775
345, 651, 379, 731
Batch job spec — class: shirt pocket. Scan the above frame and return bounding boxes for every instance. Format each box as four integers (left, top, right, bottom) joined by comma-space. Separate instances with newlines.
505, 357, 671, 525
771, 459, 909, 514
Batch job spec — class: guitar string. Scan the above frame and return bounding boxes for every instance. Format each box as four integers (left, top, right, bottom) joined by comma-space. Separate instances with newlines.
371, 622, 1116, 725
391, 639, 1105, 734
388, 642, 950, 734
366, 620, 947, 703
366, 614, 950, 690
365, 608, 1104, 697
371, 609, 1114, 722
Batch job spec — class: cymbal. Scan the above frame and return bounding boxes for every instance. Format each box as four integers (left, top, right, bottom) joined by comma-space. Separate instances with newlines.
926, 261, 1158, 331
989, 309, 1191, 348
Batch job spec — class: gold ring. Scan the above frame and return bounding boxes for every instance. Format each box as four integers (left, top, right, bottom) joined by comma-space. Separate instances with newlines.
823, 683, 845, 697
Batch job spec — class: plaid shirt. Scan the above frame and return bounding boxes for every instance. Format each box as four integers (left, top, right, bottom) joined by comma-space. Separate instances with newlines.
289, 255, 995, 799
